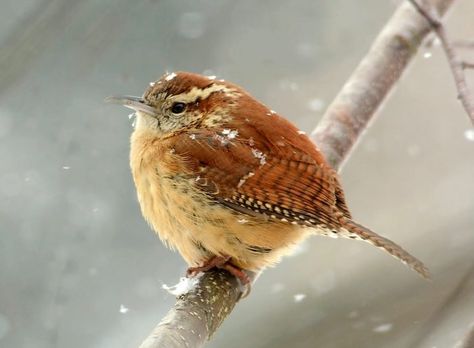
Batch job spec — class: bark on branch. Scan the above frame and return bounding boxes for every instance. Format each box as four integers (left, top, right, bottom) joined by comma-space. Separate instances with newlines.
139, 1, 455, 347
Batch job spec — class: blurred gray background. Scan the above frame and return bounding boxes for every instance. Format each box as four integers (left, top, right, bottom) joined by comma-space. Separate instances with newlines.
1, 0, 473, 347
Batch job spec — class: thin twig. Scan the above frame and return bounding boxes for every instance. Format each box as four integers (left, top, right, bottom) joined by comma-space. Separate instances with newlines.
409, 0, 474, 125
408, 263, 474, 347
453, 40, 474, 49
459, 325, 474, 348
139, 1, 456, 347
462, 62, 474, 70
311, 0, 454, 170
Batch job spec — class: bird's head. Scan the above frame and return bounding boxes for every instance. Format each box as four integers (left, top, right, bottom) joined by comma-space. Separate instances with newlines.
106, 71, 241, 136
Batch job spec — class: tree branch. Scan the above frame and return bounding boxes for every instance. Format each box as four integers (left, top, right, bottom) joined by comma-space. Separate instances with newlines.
461, 62, 474, 70
139, 271, 244, 348
408, 0, 474, 125
311, 0, 455, 170
139, 0, 455, 347
460, 325, 474, 348
453, 40, 474, 49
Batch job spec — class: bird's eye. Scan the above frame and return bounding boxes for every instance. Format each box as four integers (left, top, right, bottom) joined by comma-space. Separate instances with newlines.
171, 102, 186, 114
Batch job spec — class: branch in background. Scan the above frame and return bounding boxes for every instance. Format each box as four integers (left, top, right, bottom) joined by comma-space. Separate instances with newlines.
139, 0, 455, 347
408, 0, 474, 126
460, 325, 474, 348
462, 62, 474, 70
407, 263, 474, 347
453, 40, 474, 49
311, 0, 455, 170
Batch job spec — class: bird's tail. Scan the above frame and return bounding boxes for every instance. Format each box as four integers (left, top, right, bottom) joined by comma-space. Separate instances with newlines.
338, 218, 430, 279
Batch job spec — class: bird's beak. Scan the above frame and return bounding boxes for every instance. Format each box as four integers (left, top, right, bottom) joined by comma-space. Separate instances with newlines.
105, 95, 158, 117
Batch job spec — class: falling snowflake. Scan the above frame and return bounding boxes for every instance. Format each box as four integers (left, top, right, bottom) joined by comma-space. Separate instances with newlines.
308, 98, 325, 112
373, 323, 393, 333
119, 304, 129, 314
293, 293, 306, 302
464, 129, 474, 142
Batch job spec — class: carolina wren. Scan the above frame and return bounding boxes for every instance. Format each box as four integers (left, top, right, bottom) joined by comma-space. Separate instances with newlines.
106, 71, 429, 285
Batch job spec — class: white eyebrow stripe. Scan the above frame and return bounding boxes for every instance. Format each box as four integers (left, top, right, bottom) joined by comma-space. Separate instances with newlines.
171, 84, 236, 103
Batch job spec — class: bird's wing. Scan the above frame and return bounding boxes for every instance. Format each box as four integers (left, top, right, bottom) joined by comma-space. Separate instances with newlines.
168, 128, 350, 228
168, 129, 431, 279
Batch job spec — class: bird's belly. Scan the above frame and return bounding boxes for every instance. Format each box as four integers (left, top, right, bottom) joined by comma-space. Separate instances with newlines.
133, 167, 310, 270
133, 169, 209, 263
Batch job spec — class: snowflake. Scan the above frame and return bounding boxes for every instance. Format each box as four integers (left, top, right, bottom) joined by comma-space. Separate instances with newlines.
251, 148, 266, 165
222, 129, 238, 139
165, 72, 177, 81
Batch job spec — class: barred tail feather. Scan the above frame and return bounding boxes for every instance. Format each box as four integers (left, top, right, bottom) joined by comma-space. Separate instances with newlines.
340, 219, 430, 279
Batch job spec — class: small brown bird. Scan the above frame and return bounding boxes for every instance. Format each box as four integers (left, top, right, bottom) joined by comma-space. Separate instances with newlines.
106, 71, 429, 285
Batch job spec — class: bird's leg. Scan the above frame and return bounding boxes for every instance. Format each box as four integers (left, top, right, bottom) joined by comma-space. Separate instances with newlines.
219, 263, 251, 286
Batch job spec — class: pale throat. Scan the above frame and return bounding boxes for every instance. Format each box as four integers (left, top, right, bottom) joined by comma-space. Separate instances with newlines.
134, 112, 160, 131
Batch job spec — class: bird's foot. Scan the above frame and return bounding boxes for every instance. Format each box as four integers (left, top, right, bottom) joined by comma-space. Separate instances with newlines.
219, 262, 252, 298
186, 255, 230, 276
186, 255, 252, 297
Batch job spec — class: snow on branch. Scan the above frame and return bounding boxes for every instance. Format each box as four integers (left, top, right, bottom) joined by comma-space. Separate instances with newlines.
139, 271, 248, 348
138, 1, 456, 347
